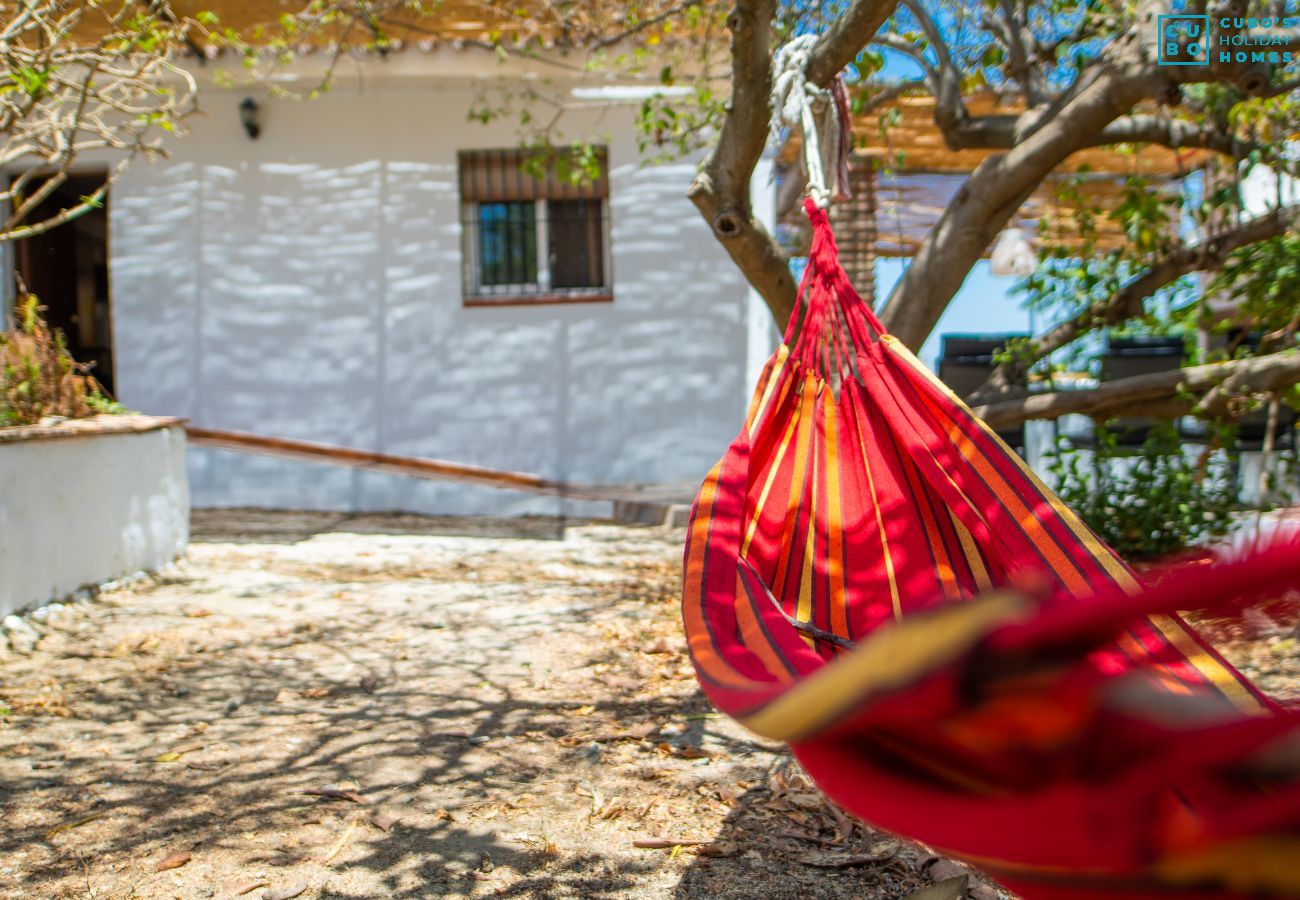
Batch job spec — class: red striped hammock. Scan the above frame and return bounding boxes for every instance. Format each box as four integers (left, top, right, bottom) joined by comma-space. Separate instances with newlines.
683, 200, 1300, 898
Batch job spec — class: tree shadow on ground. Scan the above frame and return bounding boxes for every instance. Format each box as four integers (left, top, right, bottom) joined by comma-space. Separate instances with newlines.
670, 760, 939, 900
1, 570, 687, 898
3, 515, 1001, 900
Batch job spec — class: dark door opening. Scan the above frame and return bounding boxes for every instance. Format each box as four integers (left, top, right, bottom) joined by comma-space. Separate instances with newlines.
11, 174, 113, 395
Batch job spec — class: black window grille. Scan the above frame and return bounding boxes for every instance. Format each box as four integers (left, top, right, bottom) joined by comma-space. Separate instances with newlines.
478, 201, 538, 288
549, 199, 604, 290
458, 147, 612, 304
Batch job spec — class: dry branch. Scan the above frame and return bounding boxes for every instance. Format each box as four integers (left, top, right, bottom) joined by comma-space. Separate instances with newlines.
971, 351, 1300, 428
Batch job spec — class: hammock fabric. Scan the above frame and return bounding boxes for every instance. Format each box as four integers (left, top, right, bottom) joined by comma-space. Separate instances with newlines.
683, 199, 1300, 899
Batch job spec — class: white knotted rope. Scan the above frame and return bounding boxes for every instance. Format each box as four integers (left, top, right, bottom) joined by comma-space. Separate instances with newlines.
771, 34, 834, 209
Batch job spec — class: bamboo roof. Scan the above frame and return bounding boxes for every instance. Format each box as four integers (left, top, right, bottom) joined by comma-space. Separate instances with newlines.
854, 93, 1211, 177
148, 0, 698, 54
872, 166, 1171, 257
780, 91, 1202, 256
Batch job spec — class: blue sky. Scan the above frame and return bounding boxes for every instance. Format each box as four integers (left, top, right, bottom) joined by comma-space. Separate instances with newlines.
869, 48, 1029, 370
877, 258, 1030, 370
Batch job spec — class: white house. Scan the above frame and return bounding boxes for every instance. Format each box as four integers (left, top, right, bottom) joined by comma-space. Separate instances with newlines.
14, 44, 779, 517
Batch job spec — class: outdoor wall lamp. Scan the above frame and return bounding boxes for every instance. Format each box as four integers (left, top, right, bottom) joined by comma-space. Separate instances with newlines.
240, 97, 261, 140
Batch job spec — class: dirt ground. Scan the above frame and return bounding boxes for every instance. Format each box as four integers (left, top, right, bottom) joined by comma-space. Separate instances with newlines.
2, 511, 1295, 900
2, 511, 984, 900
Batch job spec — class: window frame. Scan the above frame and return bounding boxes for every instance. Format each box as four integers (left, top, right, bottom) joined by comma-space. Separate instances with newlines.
458, 149, 614, 307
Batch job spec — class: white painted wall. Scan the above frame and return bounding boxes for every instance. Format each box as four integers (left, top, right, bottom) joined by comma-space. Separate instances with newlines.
0, 426, 189, 614
110, 66, 754, 516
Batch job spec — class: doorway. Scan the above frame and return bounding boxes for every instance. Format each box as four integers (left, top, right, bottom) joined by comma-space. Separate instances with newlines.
11, 174, 114, 395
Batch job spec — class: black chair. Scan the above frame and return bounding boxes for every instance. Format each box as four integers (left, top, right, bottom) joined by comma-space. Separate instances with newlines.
937, 333, 1029, 455
1096, 335, 1188, 447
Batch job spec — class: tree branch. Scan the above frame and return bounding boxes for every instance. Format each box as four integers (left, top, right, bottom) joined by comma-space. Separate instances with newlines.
805, 0, 899, 87
688, 0, 796, 323
977, 205, 1300, 395
877, 0, 1282, 351
971, 350, 1300, 429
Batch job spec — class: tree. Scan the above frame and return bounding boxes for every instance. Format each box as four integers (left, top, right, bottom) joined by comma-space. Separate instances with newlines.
0, 0, 199, 243
688, 0, 1300, 430
14, 0, 1300, 433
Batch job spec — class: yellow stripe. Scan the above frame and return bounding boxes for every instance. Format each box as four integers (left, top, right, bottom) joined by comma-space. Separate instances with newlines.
1154, 835, 1300, 893
886, 336, 1261, 713
824, 391, 848, 639
747, 345, 791, 437
795, 421, 819, 644
740, 591, 1026, 741
949, 509, 992, 591
1147, 614, 1262, 712
772, 378, 818, 601
852, 403, 903, 622
741, 409, 801, 557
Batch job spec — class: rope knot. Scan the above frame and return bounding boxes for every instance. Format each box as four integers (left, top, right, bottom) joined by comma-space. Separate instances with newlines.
771, 35, 851, 214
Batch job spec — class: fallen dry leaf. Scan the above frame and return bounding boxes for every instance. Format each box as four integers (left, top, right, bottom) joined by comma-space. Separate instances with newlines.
302, 787, 366, 804
315, 818, 358, 865
370, 809, 399, 832
656, 742, 711, 759
151, 851, 192, 872
221, 877, 269, 896
43, 811, 104, 839
262, 880, 309, 900
697, 841, 739, 858
903, 876, 970, 900
632, 838, 705, 849
796, 849, 896, 869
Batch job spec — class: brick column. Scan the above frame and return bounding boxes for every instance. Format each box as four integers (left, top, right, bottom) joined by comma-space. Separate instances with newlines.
829, 159, 878, 307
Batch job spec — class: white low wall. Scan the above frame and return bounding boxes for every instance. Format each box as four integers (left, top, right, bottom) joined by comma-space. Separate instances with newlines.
0, 417, 189, 615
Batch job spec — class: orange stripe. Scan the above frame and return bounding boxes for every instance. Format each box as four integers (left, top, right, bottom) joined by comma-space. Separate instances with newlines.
899, 452, 960, 600
746, 345, 791, 435
742, 409, 800, 557
851, 401, 903, 622
682, 465, 762, 692
734, 570, 796, 682
824, 391, 848, 638
912, 388, 1091, 596
771, 377, 817, 602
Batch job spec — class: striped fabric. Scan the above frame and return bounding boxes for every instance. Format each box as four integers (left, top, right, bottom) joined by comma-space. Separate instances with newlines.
683, 200, 1300, 898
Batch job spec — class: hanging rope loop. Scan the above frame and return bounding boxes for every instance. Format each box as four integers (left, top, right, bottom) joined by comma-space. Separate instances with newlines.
771, 35, 852, 212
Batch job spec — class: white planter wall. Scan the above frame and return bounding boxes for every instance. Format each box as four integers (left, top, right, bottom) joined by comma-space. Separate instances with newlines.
0, 422, 189, 615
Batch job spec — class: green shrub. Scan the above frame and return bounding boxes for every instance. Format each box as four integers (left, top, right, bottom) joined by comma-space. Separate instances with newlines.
1, 294, 118, 427
1046, 423, 1239, 561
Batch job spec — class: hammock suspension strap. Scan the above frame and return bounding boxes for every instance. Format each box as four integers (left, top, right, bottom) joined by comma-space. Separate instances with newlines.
771, 35, 852, 211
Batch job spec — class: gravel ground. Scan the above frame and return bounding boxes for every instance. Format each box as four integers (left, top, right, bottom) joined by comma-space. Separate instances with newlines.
3, 509, 1292, 900
1, 510, 993, 900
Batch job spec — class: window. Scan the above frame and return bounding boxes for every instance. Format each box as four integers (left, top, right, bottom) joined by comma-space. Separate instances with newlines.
459, 148, 612, 305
